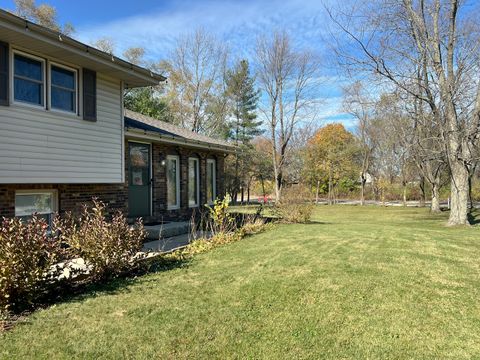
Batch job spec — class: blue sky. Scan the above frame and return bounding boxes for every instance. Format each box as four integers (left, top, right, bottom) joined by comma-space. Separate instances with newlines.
2, 0, 356, 128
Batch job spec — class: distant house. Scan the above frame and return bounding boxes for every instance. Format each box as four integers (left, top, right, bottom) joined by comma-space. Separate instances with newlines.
0, 10, 234, 223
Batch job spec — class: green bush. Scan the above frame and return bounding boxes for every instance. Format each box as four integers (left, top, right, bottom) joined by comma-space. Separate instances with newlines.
56, 199, 146, 280
0, 216, 62, 312
274, 186, 315, 223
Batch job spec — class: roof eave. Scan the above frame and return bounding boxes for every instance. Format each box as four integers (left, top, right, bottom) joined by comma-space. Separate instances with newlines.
125, 128, 237, 154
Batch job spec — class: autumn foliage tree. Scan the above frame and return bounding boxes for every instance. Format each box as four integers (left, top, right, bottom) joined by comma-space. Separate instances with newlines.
305, 124, 359, 204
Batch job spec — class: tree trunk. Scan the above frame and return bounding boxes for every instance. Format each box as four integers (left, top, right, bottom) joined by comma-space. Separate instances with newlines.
315, 179, 320, 204
274, 171, 282, 203
247, 184, 251, 204
360, 175, 366, 206
241, 186, 245, 204
431, 182, 441, 213
468, 172, 474, 210
448, 161, 470, 225
419, 176, 426, 208
402, 181, 407, 207
328, 167, 333, 205
260, 176, 266, 198
233, 152, 239, 205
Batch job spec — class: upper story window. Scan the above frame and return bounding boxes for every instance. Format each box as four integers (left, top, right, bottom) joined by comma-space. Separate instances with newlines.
13, 52, 45, 107
9, 50, 89, 117
50, 64, 77, 113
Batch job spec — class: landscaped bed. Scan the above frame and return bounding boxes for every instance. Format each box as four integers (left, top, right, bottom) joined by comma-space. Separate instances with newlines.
1, 205, 480, 359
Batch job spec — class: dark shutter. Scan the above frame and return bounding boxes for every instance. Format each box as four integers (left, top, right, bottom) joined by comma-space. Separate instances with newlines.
0, 41, 9, 106
83, 68, 96, 121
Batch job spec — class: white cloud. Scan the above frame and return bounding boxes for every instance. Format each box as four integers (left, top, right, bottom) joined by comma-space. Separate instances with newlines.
76, 0, 331, 60
75, 0, 353, 123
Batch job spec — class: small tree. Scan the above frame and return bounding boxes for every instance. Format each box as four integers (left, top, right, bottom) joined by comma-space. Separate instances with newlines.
342, 81, 376, 205
305, 124, 359, 204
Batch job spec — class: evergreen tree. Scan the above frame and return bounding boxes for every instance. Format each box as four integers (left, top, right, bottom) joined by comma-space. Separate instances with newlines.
225, 60, 261, 145
224, 60, 262, 203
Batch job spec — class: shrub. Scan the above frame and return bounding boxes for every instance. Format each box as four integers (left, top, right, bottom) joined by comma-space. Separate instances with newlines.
178, 204, 272, 260
204, 197, 236, 235
238, 215, 268, 236
274, 186, 315, 223
0, 216, 62, 312
57, 199, 146, 280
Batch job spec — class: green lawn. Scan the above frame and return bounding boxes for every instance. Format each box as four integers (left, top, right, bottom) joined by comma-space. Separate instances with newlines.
2, 206, 480, 359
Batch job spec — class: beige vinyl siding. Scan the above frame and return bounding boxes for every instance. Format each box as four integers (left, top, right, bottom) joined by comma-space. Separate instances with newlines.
0, 73, 123, 184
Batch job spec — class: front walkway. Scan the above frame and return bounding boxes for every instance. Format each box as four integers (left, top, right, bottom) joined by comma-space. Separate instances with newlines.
142, 230, 212, 253
142, 233, 192, 253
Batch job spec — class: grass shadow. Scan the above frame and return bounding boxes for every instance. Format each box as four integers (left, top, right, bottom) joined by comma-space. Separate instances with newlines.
304, 220, 332, 225
59, 255, 190, 302
3, 254, 190, 331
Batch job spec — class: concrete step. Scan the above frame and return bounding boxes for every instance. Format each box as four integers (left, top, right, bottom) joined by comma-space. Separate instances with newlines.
144, 221, 191, 241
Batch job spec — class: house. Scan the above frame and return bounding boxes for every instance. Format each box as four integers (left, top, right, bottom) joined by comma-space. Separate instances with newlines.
0, 9, 234, 223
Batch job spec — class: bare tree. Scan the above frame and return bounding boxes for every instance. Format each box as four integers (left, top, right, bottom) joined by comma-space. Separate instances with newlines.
14, 0, 74, 35
123, 47, 146, 65
407, 91, 447, 213
256, 31, 320, 201
159, 29, 229, 135
342, 81, 376, 205
328, 0, 480, 225
92, 37, 115, 54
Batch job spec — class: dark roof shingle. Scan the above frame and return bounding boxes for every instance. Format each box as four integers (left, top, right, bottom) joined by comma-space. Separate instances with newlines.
124, 110, 234, 150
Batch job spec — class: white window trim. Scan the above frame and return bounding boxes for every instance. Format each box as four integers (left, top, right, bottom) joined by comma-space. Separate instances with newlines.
48, 61, 78, 115
207, 159, 217, 205
14, 189, 58, 216
11, 49, 47, 109
188, 157, 200, 208
167, 155, 180, 210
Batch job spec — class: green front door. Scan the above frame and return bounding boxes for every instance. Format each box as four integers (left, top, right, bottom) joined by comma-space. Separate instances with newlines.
128, 142, 151, 217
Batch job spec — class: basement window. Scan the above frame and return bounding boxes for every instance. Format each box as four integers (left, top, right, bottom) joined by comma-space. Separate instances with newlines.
15, 190, 57, 225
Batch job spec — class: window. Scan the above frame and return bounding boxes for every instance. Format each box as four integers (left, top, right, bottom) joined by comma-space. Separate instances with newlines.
13, 52, 45, 106
15, 190, 57, 225
188, 158, 200, 207
167, 155, 180, 209
50, 63, 77, 113
206, 159, 216, 204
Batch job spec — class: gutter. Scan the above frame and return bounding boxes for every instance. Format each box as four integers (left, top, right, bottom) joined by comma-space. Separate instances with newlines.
125, 128, 237, 154
0, 10, 166, 87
